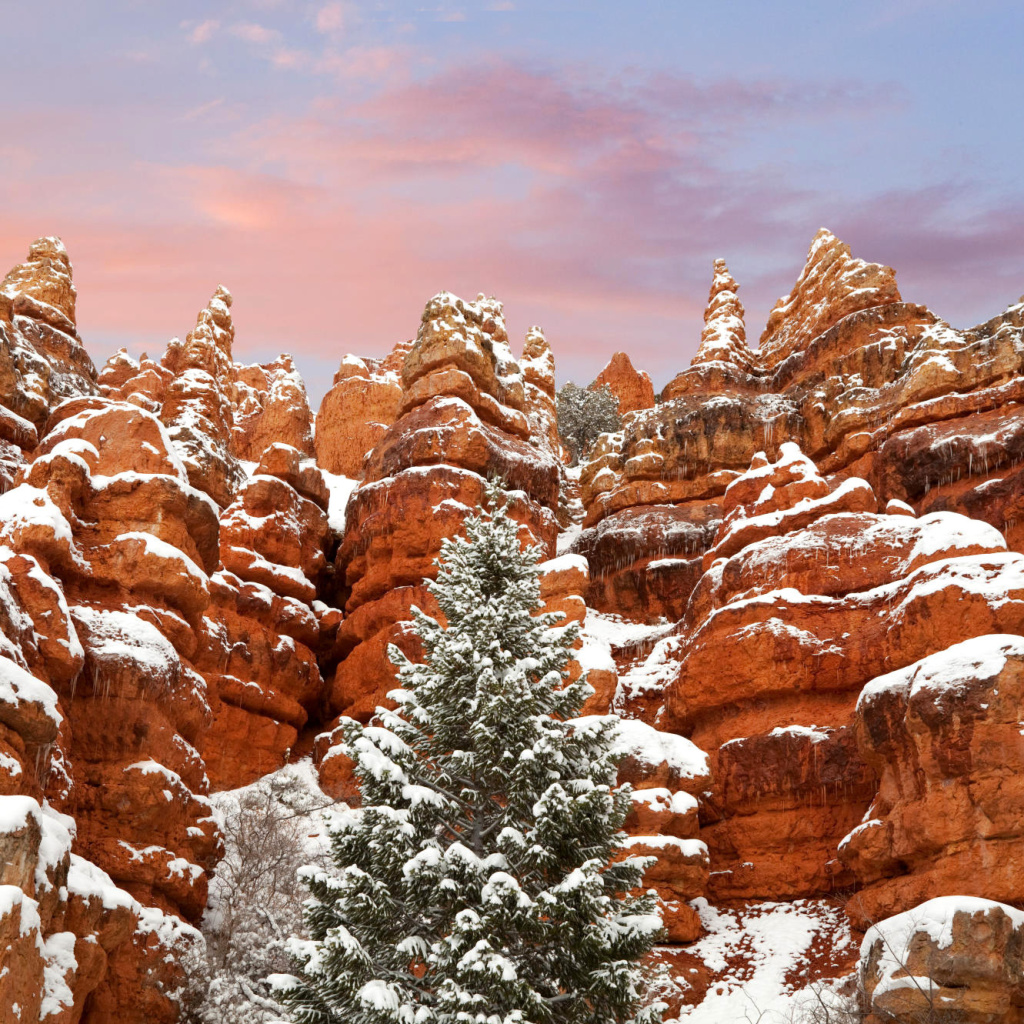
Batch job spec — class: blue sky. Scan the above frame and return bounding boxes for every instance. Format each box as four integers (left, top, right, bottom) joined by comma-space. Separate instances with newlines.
1, 0, 1020, 402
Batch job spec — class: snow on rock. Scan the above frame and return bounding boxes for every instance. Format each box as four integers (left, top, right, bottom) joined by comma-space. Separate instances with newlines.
320, 469, 359, 534
857, 632, 1021, 707
843, 635, 1024, 929
323, 294, 559, 732
609, 718, 710, 790
859, 897, 1024, 1024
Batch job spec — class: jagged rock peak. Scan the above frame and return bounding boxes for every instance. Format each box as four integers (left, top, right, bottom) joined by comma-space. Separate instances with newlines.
1, 234, 78, 329
521, 326, 556, 398
520, 326, 562, 457
758, 227, 901, 365
164, 284, 235, 379
692, 257, 751, 369
191, 284, 234, 358
589, 351, 655, 415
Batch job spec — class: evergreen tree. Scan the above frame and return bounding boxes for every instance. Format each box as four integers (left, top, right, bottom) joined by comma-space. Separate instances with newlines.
273, 485, 664, 1024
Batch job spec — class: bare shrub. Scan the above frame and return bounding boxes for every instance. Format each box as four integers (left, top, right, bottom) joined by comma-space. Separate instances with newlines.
556, 381, 621, 465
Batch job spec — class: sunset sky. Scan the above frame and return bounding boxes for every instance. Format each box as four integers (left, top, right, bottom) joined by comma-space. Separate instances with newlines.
2, 0, 1021, 402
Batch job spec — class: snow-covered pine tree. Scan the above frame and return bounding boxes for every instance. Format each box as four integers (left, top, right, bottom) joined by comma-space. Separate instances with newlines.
272, 483, 664, 1024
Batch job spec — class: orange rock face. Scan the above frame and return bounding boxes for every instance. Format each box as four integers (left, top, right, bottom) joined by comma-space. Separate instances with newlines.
841, 636, 1024, 929
0, 244, 334, 1022
859, 898, 1024, 1024
0, 236, 98, 491
579, 229, 1024, 630
590, 351, 655, 415
320, 292, 561, 746
624, 443, 1023, 902
0, 394, 218, 1022
4, 225, 1024, 1022
688, 258, 753, 373
315, 350, 404, 478
101, 286, 317, 507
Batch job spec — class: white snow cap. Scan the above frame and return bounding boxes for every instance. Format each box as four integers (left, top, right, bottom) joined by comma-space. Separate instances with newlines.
861, 896, 1024, 1000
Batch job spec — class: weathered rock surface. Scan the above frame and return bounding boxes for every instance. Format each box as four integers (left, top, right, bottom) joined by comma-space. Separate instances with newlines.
100, 287, 316, 507
628, 443, 1024, 902
859, 897, 1024, 1024
580, 229, 1024, 624
0, 395, 218, 1021
521, 327, 563, 459
0, 237, 98, 492
3, 226, 1024, 1022
590, 351, 655, 416
842, 636, 1024, 929
315, 349, 404, 478
320, 292, 560, 743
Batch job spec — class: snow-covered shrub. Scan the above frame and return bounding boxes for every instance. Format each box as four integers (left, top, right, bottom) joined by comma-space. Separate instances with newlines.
274, 483, 665, 1024
183, 764, 330, 1024
557, 381, 621, 465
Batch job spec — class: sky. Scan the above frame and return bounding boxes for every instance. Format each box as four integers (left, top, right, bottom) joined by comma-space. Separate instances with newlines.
1, 0, 1022, 404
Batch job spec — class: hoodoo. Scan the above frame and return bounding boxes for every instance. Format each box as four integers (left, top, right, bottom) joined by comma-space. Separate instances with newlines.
2, 231, 1024, 1022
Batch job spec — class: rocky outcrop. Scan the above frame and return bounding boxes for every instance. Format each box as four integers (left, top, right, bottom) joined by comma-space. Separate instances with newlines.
841, 636, 1024, 929
626, 443, 1024, 902
0, 237, 98, 492
590, 351, 654, 416
95, 294, 335, 793
320, 292, 561, 742
0, 258, 337, 1021
859, 897, 1024, 1024
758, 228, 901, 365
0, 395, 219, 1021
578, 229, 1024, 624
612, 719, 710, 943
314, 349, 405, 479
3, 226, 1024, 1023
195, 441, 334, 790
100, 287, 316, 508
521, 327, 563, 458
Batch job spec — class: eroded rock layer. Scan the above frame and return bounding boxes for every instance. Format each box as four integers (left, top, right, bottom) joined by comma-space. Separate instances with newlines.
3, 227, 1024, 1023
580, 229, 1024, 623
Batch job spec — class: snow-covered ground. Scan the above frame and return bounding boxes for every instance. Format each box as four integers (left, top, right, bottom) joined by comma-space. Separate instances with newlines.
662, 899, 858, 1024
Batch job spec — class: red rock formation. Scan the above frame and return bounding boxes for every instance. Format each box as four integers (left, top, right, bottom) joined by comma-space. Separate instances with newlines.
3, 226, 1024, 1022
521, 326, 564, 459
0, 395, 219, 1021
315, 351, 404, 478
579, 230, 1024, 627
101, 287, 316, 507
0, 237, 98, 492
317, 292, 561, 799
859, 897, 1024, 1024
612, 718, 710, 943
758, 227, 901, 365
841, 636, 1024, 929
196, 441, 334, 789
689, 258, 752, 372
628, 443, 1024, 902
589, 351, 655, 415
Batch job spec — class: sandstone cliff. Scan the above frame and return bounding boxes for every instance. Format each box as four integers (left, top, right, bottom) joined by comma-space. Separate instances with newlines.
2, 230, 1024, 1024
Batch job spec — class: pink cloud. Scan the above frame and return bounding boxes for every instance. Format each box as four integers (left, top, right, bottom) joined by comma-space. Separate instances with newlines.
0, 56, 1018, 407
314, 3, 346, 35
184, 19, 219, 45
230, 21, 279, 45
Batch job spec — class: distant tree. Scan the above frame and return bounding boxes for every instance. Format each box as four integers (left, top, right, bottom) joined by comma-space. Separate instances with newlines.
557, 382, 622, 465
273, 483, 664, 1024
